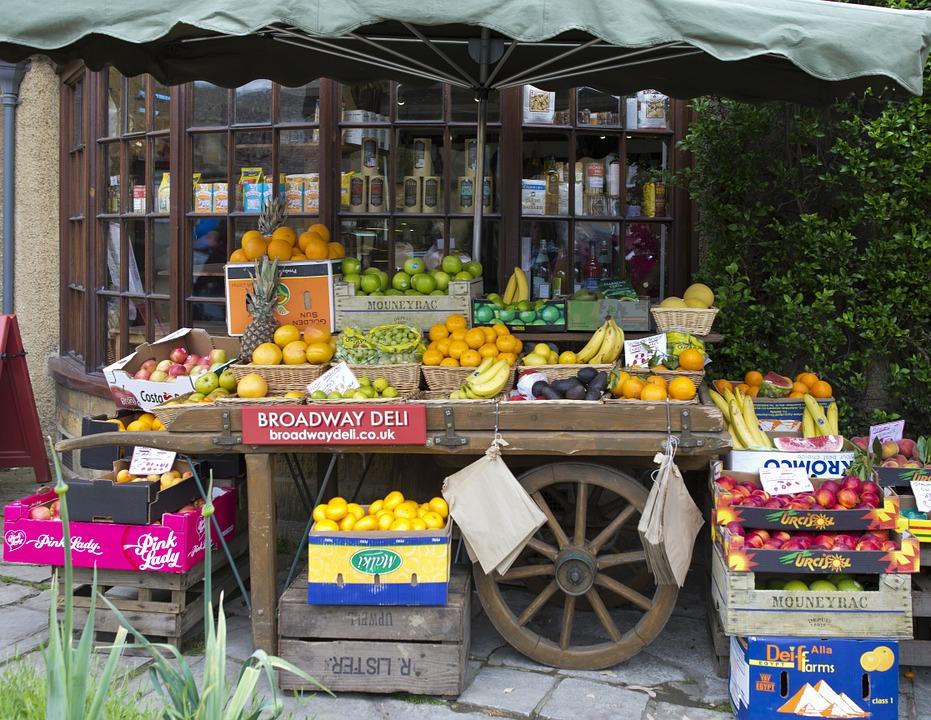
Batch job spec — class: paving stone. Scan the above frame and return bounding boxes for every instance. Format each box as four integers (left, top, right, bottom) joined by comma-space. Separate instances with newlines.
667, 674, 730, 707
222, 613, 254, 662
20, 588, 51, 613
382, 698, 491, 719
558, 649, 690, 687
0, 606, 48, 658
0, 582, 39, 606
640, 614, 714, 674
457, 665, 558, 717
644, 701, 732, 720
468, 609, 507, 660
487, 645, 555, 673
538, 677, 650, 720
0, 562, 52, 583
277, 690, 382, 719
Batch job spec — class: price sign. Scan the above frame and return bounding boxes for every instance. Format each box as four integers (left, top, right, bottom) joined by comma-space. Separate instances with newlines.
307, 362, 360, 396
128, 446, 177, 476
623, 333, 666, 368
868, 420, 905, 450
911, 480, 931, 512
759, 466, 814, 496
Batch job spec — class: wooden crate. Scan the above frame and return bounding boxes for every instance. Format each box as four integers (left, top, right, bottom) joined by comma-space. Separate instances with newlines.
278, 566, 471, 696
333, 278, 482, 331
66, 533, 249, 651
902, 550, 931, 666
711, 544, 913, 639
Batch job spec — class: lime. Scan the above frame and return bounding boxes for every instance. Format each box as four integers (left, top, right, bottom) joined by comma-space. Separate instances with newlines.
385, 288, 404, 296
404, 289, 421, 296
359, 274, 381, 294
310, 390, 327, 400
373, 377, 389, 393
474, 305, 495, 323
498, 309, 515, 322
432, 270, 450, 291
519, 310, 537, 323
411, 273, 437, 294
430, 289, 446, 295
517, 300, 532, 312
441, 255, 462, 275
343, 273, 362, 291
391, 272, 411, 291
454, 271, 474, 282
341, 257, 362, 275
363, 266, 381, 275
465, 261, 483, 278
382, 386, 399, 398
403, 257, 426, 275
541, 305, 560, 323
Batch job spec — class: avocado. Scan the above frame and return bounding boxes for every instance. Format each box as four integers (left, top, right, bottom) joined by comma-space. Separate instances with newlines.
588, 371, 609, 394
540, 386, 562, 400
551, 378, 582, 396
584, 388, 603, 401
577, 367, 598, 385
531, 380, 550, 397
565, 385, 588, 400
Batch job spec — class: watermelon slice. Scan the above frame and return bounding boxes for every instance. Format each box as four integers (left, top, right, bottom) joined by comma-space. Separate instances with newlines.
773, 435, 844, 452
757, 372, 792, 398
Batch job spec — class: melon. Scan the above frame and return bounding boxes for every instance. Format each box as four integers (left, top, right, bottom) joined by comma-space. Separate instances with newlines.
757, 371, 792, 398
773, 435, 844, 452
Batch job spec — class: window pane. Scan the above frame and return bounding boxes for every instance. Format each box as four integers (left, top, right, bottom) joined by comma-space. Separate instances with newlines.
341, 81, 390, 121
280, 128, 320, 215
448, 219, 499, 292
192, 218, 228, 298
103, 221, 120, 290
521, 86, 570, 126
127, 75, 146, 133
397, 129, 444, 213
151, 299, 172, 340
128, 296, 146, 348
574, 221, 622, 291
102, 296, 121, 365
102, 142, 121, 212
396, 82, 443, 121
576, 135, 622, 217
152, 218, 171, 295
394, 218, 443, 269
451, 87, 500, 123
624, 221, 666, 299
451, 131, 499, 212
192, 81, 228, 126
106, 70, 123, 136
190, 302, 226, 335
72, 79, 84, 146
340, 129, 391, 211
625, 136, 669, 218
279, 81, 321, 123
521, 220, 570, 299
191, 132, 228, 209
126, 219, 146, 293
235, 79, 272, 124
127, 139, 146, 214
65, 289, 85, 359
339, 219, 389, 272
233, 130, 273, 212
577, 88, 620, 127
67, 220, 85, 287
151, 136, 170, 214
522, 132, 568, 217
153, 82, 171, 131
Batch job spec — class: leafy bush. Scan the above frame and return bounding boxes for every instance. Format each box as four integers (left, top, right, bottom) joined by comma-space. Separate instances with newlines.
679, 0, 931, 434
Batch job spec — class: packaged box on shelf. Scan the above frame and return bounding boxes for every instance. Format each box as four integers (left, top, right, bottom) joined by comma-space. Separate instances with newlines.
566, 297, 651, 332
2, 486, 237, 573
730, 636, 899, 720
79, 410, 144, 469
225, 259, 338, 336
103, 328, 240, 411
876, 464, 931, 488
334, 278, 481, 331
726, 435, 855, 480
895, 495, 931, 543
749, 395, 834, 434
307, 511, 452, 606
471, 299, 566, 332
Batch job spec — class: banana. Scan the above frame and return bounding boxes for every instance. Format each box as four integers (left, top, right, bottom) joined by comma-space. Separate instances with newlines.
502, 272, 517, 305
803, 395, 830, 436
802, 408, 816, 438
465, 359, 510, 397
591, 323, 616, 364
743, 396, 772, 448
728, 400, 759, 449
599, 319, 623, 363
708, 389, 731, 422
723, 387, 738, 408
728, 428, 745, 450
513, 267, 530, 303
577, 322, 608, 363
472, 357, 495, 376
826, 402, 839, 436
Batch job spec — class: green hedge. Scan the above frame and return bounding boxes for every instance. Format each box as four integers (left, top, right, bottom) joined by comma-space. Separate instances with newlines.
679, 0, 931, 434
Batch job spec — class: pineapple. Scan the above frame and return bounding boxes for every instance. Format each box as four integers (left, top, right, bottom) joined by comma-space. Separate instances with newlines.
257, 196, 284, 238
241, 256, 280, 360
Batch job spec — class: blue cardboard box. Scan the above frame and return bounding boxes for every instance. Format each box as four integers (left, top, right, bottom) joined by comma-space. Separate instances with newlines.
730, 636, 898, 719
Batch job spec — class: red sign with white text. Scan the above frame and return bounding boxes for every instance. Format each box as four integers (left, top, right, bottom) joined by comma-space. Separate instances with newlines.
241, 404, 427, 446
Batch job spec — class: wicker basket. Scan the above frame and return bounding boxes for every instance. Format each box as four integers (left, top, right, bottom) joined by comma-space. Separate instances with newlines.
411, 391, 505, 404
525, 364, 614, 383
650, 306, 719, 335
605, 396, 699, 406
305, 394, 414, 404
229, 363, 329, 392
347, 364, 421, 393
625, 367, 704, 390
151, 393, 213, 425
421, 364, 517, 393
215, 395, 304, 407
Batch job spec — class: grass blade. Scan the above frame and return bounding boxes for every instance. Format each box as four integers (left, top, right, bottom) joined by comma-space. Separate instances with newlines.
85, 625, 129, 717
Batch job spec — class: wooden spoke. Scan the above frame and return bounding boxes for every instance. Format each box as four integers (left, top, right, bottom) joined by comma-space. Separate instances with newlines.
499, 564, 555, 582
533, 491, 570, 549
588, 504, 637, 554
526, 537, 558, 561
585, 588, 623, 642
594, 573, 654, 612
573, 481, 589, 546
517, 580, 558, 627
559, 595, 576, 650
596, 550, 647, 570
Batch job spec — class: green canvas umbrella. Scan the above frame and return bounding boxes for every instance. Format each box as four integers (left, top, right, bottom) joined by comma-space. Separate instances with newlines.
3, 0, 927, 259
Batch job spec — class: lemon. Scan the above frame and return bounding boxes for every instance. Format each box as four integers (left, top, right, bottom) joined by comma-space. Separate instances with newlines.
422, 511, 445, 529
126, 420, 149, 432
138, 413, 156, 425
683, 282, 715, 308
282, 340, 309, 365
354, 515, 377, 531
105, 419, 126, 431
346, 503, 364, 520
428, 497, 449, 519
339, 514, 357, 531
252, 342, 283, 365
369, 499, 384, 515
410, 518, 427, 531
273, 324, 302, 348
522, 353, 549, 367
394, 503, 417, 520
384, 491, 405, 511
377, 513, 394, 530
312, 504, 328, 522
325, 497, 348, 521
532, 343, 552, 357
390, 518, 412, 531
314, 519, 339, 532
558, 351, 578, 364
684, 298, 708, 309
284, 390, 305, 399
659, 296, 688, 308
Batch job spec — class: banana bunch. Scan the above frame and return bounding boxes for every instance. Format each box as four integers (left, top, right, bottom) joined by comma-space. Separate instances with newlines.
802, 395, 840, 437
576, 318, 624, 364
502, 267, 530, 304
709, 386, 773, 450
450, 358, 511, 399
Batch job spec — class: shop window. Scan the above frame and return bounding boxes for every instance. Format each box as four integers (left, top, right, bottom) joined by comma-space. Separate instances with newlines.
61, 71, 88, 363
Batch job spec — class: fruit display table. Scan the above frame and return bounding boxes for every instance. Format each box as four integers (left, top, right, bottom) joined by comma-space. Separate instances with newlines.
57, 393, 728, 669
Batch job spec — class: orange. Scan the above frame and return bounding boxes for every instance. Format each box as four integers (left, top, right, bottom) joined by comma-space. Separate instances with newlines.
481, 326, 497, 344
668, 377, 697, 401
305, 341, 335, 364
252, 342, 283, 365
788, 391, 806, 398
241, 229, 264, 249
450, 328, 467, 342
713, 379, 733, 395
274, 324, 302, 347
796, 372, 819, 389
435, 338, 451, 357
496, 352, 517, 366
439, 357, 459, 367
736, 383, 750, 395
266, 238, 293, 261
610, 371, 631, 397
479, 343, 499, 359
327, 241, 346, 259
428, 324, 449, 342
621, 377, 646, 399
282, 340, 308, 365
272, 226, 298, 247
308, 223, 330, 243
460, 349, 482, 367
791, 381, 809, 395
229, 249, 249, 263
304, 324, 331, 344
678, 348, 705, 371
746, 385, 760, 397
303, 235, 329, 260
448, 340, 468, 360
428, 496, 449, 518
645, 375, 667, 389
243, 236, 267, 260
495, 335, 518, 353
298, 231, 320, 253
492, 323, 510, 337
809, 380, 832, 399
513, 338, 523, 354
291, 253, 308, 260
744, 370, 764, 387
640, 384, 668, 401
445, 314, 467, 333
465, 328, 486, 350
426, 341, 438, 352
422, 349, 443, 366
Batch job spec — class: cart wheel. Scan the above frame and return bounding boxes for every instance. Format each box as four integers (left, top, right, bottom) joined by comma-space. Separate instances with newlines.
473, 462, 678, 670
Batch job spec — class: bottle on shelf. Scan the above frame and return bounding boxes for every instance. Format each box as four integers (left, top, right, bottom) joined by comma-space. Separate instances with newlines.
583, 240, 601, 292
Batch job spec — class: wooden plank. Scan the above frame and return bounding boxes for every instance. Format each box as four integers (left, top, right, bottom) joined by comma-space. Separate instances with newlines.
913, 572, 931, 617
246, 453, 277, 653
901, 640, 931, 667
278, 639, 465, 695
279, 568, 470, 643
72, 605, 182, 637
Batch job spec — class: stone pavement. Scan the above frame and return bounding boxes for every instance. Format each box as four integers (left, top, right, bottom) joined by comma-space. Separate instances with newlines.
1, 469, 929, 719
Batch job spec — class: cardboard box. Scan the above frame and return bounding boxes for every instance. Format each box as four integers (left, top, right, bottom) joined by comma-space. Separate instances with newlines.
302, 173, 320, 213
727, 438, 856, 480
471, 299, 566, 332
2, 486, 237, 573
334, 278, 481, 332
876, 464, 931, 488
80, 410, 142, 470
896, 495, 931, 543
307, 510, 452, 605
225, 260, 337, 336
521, 179, 546, 215
747, 395, 834, 434
212, 183, 228, 213
194, 184, 213, 213
730, 636, 899, 719
567, 297, 651, 331
103, 328, 241, 411
243, 182, 272, 213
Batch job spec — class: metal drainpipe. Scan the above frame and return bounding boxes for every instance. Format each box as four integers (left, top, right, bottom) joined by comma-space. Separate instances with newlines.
0, 61, 28, 315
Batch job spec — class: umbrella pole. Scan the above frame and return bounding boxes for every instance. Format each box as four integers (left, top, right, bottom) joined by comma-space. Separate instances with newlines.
471, 90, 488, 263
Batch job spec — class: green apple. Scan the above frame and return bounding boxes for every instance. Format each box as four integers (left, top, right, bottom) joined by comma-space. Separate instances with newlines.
218, 369, 237, 392
403, 257, 426, 276
464, 261, 483, 278
404, 289, 422, 296
187, 392, 205, 403
783, 580, 809, 591
373, 377, 388, 393
341, 257, 362, 276
411, 273, 437, 294
352, 389, 370, 400
454, 271, 474, 282
432, 270, 450, 291
311, 390, 328, 400
430, 289, 446, 295
391, 271, 411, 291
377, 270, 389, 291
385, 289, 404, 296
381, 386, 399, 398
441, 255, 462, 275
343, 273, 362, 292
363, 266, 382, 275
809, 580, 838, 592
359, 274, 381, 294
327, 391, 343, 400
358, 377, 371, 386
194, 372, 219, 395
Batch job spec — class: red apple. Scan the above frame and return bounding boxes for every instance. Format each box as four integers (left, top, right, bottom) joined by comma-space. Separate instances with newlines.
881, 441, 899, 460
859, 493, 880, 508
856, 539, 881, 551
763, 499, 782, 509
782, 539, 805, 551
812, 534, 835, 549
837, 488, 859, 509
745, 534, 765, 549
29, 505, 52, 520
730, 535, 745, 548
716, 476, 737, 491
788, 501, 811, 510
819, 480, 840, 495
726, 522, 745, 537
903, 460, 922, 469
898, 438, 917, 459
133, 368, 151, 380
860, 480, 880, 496
743, 497, 764, 507
893, 455, 908, 465
149, 370, 169, 382
168, 363, 188, 377
140, 358, 158, 373
170, 347, 188, 364
841, 476, 862, 493
773, 531, 792, 542
814, 487, 836, 509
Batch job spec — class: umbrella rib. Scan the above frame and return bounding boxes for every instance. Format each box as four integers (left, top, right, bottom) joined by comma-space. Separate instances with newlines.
401, 22, 479, 87
484, 40, 518, 87
493, 36, 602, 87
347, 32, 471, 86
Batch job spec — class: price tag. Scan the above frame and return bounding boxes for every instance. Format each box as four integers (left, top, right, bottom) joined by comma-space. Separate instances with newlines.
759, 466, 814, 496
868, 420, 905, 450
128, 446, 177, 476
307, 362, 360, 396
624, 333, 666, 368
911, 480, 931, 513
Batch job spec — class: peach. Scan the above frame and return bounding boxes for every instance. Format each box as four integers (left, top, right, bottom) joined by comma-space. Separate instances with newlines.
837, 488, 859, 509
898, 438, 917, 459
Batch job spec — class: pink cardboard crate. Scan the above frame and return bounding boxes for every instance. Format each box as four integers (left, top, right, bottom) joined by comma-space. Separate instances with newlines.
2, 486, 236, 573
